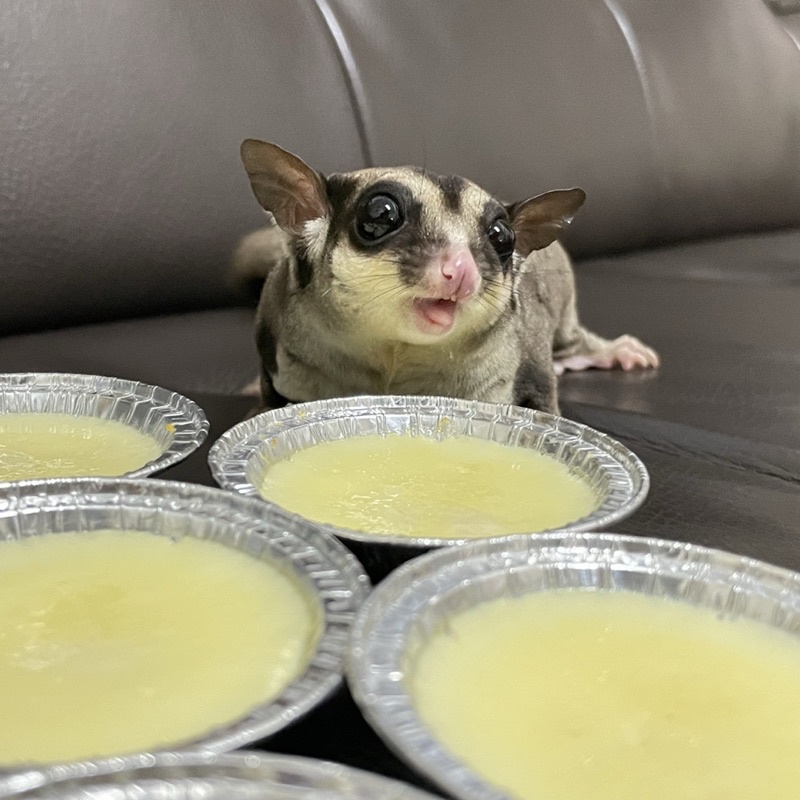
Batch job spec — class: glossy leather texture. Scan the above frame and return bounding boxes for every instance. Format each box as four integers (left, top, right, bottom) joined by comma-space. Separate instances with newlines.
0, 0, 364, 335
327, 0, 800, 256
1, 0, 799, 337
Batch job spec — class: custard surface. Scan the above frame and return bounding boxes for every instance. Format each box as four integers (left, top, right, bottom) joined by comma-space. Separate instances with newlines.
260, 434, 598, 538
409, 589, 800, 799
0, 530, 321, 764
0, 413, 162, 480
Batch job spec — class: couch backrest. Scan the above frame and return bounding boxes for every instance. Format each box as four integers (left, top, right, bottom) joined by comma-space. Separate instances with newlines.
1, 0, 798, 335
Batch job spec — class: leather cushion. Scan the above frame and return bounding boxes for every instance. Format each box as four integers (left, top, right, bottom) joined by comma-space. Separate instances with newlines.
0, 308, 259, 396
562, 227, 800, 449
2, 0, 799, 337
0, 0, 364, 336
330, 0, 800, 256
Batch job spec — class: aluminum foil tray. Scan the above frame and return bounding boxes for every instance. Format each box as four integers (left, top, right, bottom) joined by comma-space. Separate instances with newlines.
1, 751, 440, 799
208, 395, 649, 578
0, 478, 370, 787
347, 532, 800, 799
0, 373, 209, 477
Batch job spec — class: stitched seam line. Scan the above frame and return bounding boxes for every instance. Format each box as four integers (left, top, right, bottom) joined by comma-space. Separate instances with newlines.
311, 0, 374, 167
600, 0, 671, 192
784, 24, 800, 51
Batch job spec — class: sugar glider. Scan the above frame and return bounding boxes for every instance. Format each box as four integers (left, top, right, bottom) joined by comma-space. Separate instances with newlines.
233, 140, 658, 413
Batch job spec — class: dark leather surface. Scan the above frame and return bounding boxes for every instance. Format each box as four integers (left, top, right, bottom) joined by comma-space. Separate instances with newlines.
0, 308, 259, 395
2, 0, 799, 338
564, 228, 800, 449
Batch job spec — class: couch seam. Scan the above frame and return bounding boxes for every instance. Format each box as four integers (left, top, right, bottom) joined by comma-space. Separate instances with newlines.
311, 0, 375, 167
599, 0, 671, 194
784, 24, 800, 50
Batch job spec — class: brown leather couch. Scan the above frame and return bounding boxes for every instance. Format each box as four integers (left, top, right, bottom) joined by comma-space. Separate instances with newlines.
2, 0, 798, 419
2, 1, 800, 788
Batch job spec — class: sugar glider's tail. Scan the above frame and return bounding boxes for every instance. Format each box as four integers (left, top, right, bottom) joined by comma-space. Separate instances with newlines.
230, 215, 292, 303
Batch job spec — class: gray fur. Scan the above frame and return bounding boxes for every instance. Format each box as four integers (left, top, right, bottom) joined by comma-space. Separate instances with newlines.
235, 141, 659, 414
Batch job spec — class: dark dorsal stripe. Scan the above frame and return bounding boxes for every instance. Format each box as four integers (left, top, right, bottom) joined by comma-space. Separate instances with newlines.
437, 174, 466, 212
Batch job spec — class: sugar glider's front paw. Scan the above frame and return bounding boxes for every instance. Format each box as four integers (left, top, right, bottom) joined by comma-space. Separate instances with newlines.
554, 335, 660, 376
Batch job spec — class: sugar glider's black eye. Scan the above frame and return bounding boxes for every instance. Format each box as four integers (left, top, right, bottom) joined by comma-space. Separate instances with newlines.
487, 219, 516, 261
354, 194, 404, 243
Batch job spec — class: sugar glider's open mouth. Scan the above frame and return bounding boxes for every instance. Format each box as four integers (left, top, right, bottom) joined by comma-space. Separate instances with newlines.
413, 297, 460, 332
411, 246, 481, 334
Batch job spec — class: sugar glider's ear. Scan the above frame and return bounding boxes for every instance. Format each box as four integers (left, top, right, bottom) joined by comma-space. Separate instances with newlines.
506, 188, 586, 257
240, 140, 329, 235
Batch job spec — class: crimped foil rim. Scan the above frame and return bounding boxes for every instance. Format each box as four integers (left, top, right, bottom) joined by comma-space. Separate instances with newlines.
1, 750, 439, 799
346, 532, 800, 800
0, 373, 209, 478
0, 478, 370, 788
208, 395, 650, 548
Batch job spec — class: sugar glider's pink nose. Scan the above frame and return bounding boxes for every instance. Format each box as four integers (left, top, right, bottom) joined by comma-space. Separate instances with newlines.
438, 247, 480, 299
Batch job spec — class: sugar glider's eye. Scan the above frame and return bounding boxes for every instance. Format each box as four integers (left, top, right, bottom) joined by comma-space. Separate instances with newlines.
487, 219, 516, 262
355, 194, 404, 243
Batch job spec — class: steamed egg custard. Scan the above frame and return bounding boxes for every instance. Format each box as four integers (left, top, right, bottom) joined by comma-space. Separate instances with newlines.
259, 434, 598, 538
0, 530, 321, 764
0, 413, 162, 480
408, 589, 800, 799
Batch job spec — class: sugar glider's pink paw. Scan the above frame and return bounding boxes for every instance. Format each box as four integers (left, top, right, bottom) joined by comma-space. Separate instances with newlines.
554, 335, 660, 376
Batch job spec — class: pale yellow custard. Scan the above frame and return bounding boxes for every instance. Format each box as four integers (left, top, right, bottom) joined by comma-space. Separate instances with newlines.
0, 530, 321, 765
409, 590, 800, 799
259, 434, 598, 539
0, 413, 162, 480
